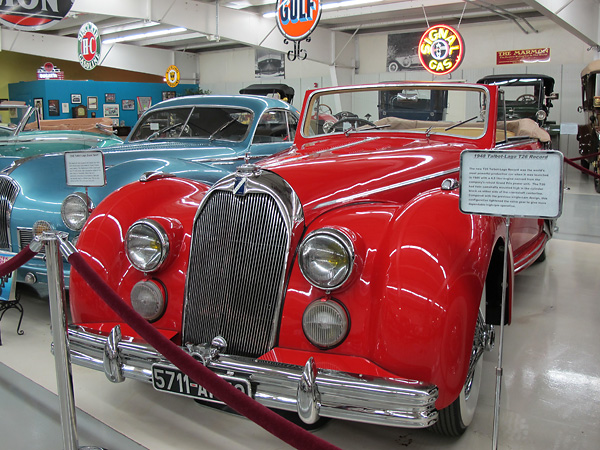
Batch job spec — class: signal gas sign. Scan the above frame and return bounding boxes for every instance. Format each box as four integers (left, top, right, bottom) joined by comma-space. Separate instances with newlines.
418, 25, 464, 76
0, 0, 74, 31
78, 22, 101, 71
276, 0, 321, 41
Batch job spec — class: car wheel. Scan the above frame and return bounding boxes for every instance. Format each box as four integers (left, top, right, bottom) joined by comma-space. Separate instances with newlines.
431, 285, 490, 436
388, 61, 399, 72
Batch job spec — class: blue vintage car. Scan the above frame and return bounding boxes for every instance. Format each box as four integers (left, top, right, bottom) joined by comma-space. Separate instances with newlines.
0, 94, 298, 290
0, 103, 122, 169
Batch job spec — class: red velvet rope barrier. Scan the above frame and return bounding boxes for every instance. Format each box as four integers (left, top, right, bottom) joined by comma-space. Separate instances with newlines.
68, 252, 341, 450
565, 151, 600, 179
0, 245, 38, 278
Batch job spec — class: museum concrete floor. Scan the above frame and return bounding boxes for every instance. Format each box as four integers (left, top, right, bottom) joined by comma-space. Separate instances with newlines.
0, 163, 598, 450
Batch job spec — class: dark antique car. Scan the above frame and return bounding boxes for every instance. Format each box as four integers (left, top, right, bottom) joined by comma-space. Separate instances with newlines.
67, 82, 552, 436
478, 74, 559, 148
576, 60, 600, 191
0, 94, 297, 290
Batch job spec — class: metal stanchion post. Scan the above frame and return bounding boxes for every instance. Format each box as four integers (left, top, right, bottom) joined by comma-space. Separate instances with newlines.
44, 231, 106, 450
492, 217, 510, 450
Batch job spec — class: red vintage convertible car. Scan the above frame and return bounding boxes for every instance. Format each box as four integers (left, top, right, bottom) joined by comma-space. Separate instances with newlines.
67, 82, 553, 436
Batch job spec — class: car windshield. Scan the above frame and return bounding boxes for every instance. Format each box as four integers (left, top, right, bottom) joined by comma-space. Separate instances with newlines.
0, 106, 30, 136
129, 106, 253, 142
482, 78, 545, 120
303, 85, 488, 139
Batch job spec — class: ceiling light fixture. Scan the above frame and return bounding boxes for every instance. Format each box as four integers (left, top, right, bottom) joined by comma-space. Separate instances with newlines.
103, 27, 188, 45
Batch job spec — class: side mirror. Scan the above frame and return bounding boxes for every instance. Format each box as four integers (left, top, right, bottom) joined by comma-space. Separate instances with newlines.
547, 92, 559, 100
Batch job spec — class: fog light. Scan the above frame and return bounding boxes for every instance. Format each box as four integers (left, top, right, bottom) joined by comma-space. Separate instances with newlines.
131, 280, 166, 322
302, 298, 349, 349
32, 220, 53, 237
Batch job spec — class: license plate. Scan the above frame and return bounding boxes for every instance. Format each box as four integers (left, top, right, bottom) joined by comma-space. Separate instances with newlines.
151, 364, 251, 403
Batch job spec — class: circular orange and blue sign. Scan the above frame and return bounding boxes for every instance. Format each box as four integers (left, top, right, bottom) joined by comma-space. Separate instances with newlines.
418, 25, 464, 76
276, 0, 322, 41
0, 0, 73, 31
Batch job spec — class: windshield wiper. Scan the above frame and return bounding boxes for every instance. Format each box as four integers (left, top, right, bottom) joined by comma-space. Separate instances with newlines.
146, 122, 183, 141
209, 118, 237, 141
344, 123, 390, 136
445, 116, 479, 131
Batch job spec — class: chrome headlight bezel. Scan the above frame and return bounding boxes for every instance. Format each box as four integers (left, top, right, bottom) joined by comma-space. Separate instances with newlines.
298, 227, 355, 291
302, 298, 350, 349
61, 192, 94, 231
126, 219, 169, 273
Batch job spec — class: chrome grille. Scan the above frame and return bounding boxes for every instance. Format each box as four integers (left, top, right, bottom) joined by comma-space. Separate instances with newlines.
183, 190, 289, 358
0, 176, 19, 250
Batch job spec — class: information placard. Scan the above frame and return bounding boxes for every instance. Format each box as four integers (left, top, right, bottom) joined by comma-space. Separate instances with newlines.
459, 150, 563, 218
64, 150, 106, 187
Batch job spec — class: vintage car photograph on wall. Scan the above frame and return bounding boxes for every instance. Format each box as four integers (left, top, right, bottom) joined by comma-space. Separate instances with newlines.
67, 82, 553, 436
0, 94, 298, 290
0, 102, 122, 169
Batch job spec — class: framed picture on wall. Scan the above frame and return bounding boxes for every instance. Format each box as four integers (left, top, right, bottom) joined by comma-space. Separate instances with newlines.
162, 91, 176, 101
103, 104, 120, 118
105, 93, 116, 103
48, 99, 59, 116
71, 94, 82, 104
136, 97, 152, 116
33, 98, 43, 120
122, 99, 135, 110
87, 96, 98, 110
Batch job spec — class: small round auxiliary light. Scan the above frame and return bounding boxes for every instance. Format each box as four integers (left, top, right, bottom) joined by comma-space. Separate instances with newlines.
302, 298, 349, 349
32, 220, 53, 237
131, 280, 166, 322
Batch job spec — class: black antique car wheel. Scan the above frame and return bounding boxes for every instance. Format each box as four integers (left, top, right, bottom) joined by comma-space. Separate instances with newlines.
431, 286, 490, 436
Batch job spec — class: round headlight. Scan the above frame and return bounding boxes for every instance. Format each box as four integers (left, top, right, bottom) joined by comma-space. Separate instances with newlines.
535, 109, 547, 121
126, 219, 169, 273
303, 298, 349, 349
298, 228, 354, 291
61, 192, 93, 231
131, 280, 166, 322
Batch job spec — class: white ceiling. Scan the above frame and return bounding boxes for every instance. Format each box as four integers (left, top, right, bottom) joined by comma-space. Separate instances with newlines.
1, 0, 598, 77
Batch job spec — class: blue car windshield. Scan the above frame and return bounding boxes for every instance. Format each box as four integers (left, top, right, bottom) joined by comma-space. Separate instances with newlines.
0, 106, 29, 135
129, 106, 253, 142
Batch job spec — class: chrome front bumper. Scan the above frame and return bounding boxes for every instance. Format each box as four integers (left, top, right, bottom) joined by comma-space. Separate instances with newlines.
67, 325, 439, 428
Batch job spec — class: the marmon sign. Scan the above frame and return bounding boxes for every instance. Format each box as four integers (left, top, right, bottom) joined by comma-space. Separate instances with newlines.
0, 0, 73, 31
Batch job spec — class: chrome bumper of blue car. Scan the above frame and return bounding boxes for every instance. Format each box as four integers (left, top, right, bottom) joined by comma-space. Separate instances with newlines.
67, 324, 439, 428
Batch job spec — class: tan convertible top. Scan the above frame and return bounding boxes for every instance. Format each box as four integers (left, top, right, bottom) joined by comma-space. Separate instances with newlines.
581, 60, 600, 77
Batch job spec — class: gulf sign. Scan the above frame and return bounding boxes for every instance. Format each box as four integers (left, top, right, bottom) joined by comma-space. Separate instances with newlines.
419, 25, 464, 76
0, 0, 74, 31
276, 0, 321, 41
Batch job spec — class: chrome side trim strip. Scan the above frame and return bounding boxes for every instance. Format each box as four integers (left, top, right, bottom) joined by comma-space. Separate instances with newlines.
315, 167, 459, 209
68, 326, 439, 428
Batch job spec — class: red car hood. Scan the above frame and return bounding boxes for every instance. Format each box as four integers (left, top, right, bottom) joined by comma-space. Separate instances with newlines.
259, 135, 473, 224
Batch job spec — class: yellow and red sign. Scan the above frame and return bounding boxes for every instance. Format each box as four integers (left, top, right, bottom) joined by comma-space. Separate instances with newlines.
418, 25, 464, 76
165, 65, 180, 88
276, 0, 321, 41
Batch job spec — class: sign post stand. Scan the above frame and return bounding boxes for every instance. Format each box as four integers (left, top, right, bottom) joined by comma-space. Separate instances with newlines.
459, 149, 564, 450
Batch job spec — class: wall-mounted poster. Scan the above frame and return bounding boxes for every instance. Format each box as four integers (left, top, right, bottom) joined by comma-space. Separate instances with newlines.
87, 96, 98, 110
33, 98, 43, 120
105, 93, 116, 103
162, 91, 176, 101
103, 104, 119, 118
387, 32, 422, 72
71, 93, 82, 104
122, 99, 135, 110
255, 48, 285, 78
137, 97, 152, 116
48, 99, 59, 116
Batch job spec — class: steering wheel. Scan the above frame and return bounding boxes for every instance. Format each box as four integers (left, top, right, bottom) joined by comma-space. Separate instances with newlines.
326, 117, 375, 133
317, 104, 333, 115
516, 94, 536, 103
